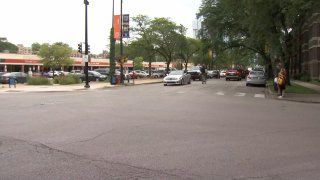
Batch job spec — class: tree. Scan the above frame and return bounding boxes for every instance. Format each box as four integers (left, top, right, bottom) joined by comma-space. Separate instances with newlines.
0, 40, 18, 53
197, 0, 316, 83
109, 27, 116, 84
38, 42, 73, 76
131, 15, 156, 75
177, 37, 201, 70
150, 18, 184, 73
31, 43, 41, 55
133, 57, 144, 70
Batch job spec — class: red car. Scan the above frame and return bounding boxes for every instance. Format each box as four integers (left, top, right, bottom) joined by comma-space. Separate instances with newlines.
225, 69, 242, 81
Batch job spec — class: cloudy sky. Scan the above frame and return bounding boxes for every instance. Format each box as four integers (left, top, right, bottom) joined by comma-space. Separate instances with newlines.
0, 0, 202, 54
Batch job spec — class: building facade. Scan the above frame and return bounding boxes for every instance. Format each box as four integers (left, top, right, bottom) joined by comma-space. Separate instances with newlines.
291, 11, 320, 80
0, 53, 168, 73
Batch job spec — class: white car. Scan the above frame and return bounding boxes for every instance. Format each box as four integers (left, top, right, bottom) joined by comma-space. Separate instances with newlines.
163, 70, 191, 86
220, 70, 226, 77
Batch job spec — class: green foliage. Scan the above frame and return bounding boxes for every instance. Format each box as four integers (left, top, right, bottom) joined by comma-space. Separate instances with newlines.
268, 80, 317, 94
0, 41, 18, 53
31, 43, 41, 54
27, 77, 52, 85
198, 0, 316, 77
53, 75, 81, 85
133, 57, 144, 70
177, 37, 201, 70
131, 15, 186, 71
109, 27, 116, 82
38, 42, 73, 71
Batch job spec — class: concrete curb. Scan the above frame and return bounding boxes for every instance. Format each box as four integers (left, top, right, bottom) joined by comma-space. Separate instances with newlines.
0, 80, 163, 93
266, 84, 320, 104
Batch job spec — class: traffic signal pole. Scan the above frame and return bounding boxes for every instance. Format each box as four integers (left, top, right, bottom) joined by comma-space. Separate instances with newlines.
84, 0, 90, 88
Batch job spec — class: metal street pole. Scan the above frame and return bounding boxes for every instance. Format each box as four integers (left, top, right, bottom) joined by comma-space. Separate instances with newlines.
120, 0, 124, 84
84, 0, 90, 88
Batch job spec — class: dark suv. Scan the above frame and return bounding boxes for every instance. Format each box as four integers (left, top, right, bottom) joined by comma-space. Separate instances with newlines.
187, 70, 202, 81
94, 68, 110, 76
225, 69, 241, 81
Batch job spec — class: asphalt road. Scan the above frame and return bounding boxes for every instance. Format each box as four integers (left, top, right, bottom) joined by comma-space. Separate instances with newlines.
1, 78, 320, 179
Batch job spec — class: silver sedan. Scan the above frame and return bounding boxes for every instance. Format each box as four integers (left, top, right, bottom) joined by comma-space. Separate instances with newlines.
163, 70, 191, 86
246, 70, 266, 87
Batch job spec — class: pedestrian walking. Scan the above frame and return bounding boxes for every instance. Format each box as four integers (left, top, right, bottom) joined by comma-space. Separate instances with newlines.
200, 64, 207, 84
277, 68, 286, 98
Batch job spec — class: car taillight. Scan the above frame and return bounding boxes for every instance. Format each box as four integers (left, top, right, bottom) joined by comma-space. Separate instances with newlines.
226, 70, 229, 75
236, 71, 239, 75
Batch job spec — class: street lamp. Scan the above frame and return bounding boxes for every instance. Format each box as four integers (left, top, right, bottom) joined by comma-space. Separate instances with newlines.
84, 0, 90, 88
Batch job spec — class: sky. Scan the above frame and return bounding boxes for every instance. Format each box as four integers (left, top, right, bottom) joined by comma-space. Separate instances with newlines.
0, 0, 202, 54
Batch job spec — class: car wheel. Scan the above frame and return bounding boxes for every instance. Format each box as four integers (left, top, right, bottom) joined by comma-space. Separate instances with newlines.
246, 83, 249, 86
180, 79, 184, 85
226, 78, 228, 81
164, 83, 167, 86
188, 79, 191, 84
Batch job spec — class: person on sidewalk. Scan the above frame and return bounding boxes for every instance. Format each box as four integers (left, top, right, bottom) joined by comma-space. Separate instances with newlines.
277, 68, 286, 98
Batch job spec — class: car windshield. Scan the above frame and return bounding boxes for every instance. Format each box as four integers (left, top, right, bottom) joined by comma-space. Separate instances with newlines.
250, 71, 264, 76
169, 71, 183, 75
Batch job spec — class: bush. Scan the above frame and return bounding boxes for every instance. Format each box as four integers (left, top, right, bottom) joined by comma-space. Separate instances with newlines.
27, 77, 52, 85
53, 75, 81, 85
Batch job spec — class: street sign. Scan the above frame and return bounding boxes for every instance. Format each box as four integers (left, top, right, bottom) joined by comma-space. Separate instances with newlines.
82, 55, 89, 62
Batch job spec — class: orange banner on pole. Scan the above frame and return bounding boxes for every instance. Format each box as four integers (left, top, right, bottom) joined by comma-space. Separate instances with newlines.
114, 15, 120, 40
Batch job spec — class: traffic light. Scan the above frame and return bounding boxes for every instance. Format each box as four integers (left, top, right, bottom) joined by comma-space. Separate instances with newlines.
87, 44, 90, 54
77, 43, 82, 53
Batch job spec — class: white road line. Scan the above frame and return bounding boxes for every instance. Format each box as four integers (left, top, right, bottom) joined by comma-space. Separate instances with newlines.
234, 92, 246, 97
254, 94, 265, 98
216, 91, 224, 95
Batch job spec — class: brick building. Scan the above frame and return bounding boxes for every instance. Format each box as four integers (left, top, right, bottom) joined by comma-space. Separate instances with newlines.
292, 11, 320, 80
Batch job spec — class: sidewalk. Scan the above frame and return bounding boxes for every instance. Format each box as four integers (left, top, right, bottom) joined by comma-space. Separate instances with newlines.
266, 80, 320, 103
0, 78, 163, 93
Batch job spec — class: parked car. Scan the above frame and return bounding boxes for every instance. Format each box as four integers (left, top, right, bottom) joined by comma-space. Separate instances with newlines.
0, 72, 28, 84
128, 70, 148, 79
151, 70, 166, 78
115, 70, 131, 80
69, 70, 83, 76
246, 70, 266, 87
94, 68, 110, 76
47, 71, 61, 77
79, 71, 107, 82
207, 70, 220, 79
225, 69, 241, 81
220, 70, 226, 77
187, 70, 202, 81
163, 70, 191, 86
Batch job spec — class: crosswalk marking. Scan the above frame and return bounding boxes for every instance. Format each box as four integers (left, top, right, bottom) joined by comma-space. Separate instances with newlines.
216, 91, 224, 96
214, 91, 265, 99
254, 94, 265, 98
234, 92, 246, 97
